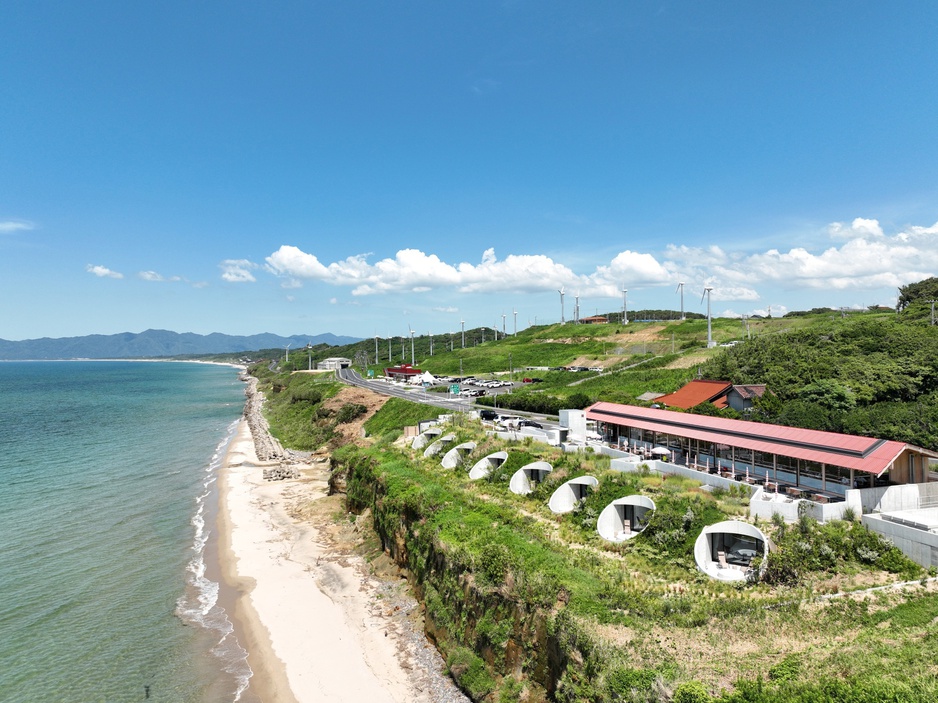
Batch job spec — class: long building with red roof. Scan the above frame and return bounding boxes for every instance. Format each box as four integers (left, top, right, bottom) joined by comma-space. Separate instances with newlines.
586, 401, 935, 495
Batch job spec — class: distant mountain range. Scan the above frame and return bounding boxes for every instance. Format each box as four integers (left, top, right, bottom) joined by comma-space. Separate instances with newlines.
0, 329, 362, 360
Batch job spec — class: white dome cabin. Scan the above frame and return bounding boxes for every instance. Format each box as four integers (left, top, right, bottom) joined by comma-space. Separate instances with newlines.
694, 520, 770, 582
441, 441, 476, 469
411, 426, 442, 450
597, 495, 656, 542
548, 475, 599, 514
468, 451, 508, 480
423, 433, 456, 458
509, 461, 553, 495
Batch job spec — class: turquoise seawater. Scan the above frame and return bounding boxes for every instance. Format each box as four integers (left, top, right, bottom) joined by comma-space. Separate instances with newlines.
0, 361, 251, 702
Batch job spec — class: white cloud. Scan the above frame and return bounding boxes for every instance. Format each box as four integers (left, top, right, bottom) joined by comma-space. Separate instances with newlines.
664, 219, 938, 298
220, 259, 257, 283
433, 306, 459, 313
0, 220, 34, 233
255, 217, 938, 307
139, 271, 183, 283
827, 217, 884, 240
86, 264, 123, 279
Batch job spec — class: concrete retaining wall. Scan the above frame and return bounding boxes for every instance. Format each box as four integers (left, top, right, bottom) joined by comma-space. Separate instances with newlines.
862, 514, 938, 569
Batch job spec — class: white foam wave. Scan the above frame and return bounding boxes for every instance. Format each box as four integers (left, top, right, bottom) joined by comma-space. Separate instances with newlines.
176, 418, 252, 697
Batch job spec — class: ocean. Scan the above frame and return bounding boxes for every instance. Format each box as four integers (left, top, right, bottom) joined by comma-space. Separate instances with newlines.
0, 361, 253, 702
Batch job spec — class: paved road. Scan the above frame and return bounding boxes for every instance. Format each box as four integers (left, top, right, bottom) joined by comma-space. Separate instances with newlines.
337, 368, 476, 412
336, 368, 559, 432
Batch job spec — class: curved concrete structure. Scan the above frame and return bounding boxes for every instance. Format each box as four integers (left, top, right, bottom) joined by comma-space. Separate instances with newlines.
597, 495, 656, 542
441, 441, 477, 469
468, 451, 509, 480
548, 475, 599, 514
411, 426, 442, 450
423, 433, 456, 458
509, 461, 553, 495
694, 520, 770, 582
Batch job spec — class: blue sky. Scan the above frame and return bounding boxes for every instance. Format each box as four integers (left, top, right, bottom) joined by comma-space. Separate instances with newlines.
2, 1, 937, 341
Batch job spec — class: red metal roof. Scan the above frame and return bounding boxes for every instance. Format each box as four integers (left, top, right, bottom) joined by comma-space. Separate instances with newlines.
656, 380, 732, 410
384, 364, 422, 376
587, 401, 907, 475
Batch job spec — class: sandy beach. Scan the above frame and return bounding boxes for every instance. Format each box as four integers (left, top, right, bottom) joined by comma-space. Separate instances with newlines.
217, 387, 467, 703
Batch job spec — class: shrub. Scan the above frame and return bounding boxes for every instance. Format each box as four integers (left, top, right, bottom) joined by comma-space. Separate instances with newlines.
336, 402, 367, 423
673, 680, 711, 703
447, 646, 496, 699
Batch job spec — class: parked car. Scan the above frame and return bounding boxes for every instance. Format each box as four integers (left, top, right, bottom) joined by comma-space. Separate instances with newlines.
518, 420, 543, 429
479, 410, 498, 421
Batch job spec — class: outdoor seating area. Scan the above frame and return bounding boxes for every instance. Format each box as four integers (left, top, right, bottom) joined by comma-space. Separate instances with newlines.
588, 402, 921, 503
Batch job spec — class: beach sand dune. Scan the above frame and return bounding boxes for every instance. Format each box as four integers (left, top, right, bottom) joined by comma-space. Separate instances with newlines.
219, 418, 467, 703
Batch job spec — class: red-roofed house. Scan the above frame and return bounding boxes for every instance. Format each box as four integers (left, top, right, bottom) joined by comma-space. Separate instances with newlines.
656, 380, 732, 410
655, 380, 768, 413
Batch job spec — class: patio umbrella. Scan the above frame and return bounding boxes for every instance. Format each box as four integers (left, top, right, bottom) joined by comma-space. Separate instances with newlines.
651, 446, 670, 456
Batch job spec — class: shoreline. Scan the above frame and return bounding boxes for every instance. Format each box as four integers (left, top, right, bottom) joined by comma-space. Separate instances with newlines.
216, 379, 467, 703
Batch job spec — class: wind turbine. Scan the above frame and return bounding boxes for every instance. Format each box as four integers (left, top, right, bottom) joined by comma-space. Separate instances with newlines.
676, 281, 685, 320
502, 312, 506, 336
408, 324, 415, 365
701, 287, 714, 348
574, 291, 580, 324
513, 309, 517, 336
622, 287, 628, 325
284, 342, 291, 363
461, 319, 465, 348
558, 286, 565, 324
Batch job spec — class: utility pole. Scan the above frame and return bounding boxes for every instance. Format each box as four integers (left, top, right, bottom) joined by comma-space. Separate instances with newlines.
927, 300, 937, 325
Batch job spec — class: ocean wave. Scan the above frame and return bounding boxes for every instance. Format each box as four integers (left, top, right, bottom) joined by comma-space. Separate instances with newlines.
175, 417, 252, 698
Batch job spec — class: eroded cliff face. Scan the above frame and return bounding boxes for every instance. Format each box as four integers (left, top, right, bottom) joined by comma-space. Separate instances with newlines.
334, 450, 576, 703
